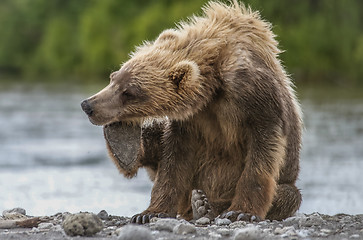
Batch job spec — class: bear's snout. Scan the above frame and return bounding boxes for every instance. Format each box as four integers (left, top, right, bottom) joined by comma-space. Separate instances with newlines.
81, 100, 93, 117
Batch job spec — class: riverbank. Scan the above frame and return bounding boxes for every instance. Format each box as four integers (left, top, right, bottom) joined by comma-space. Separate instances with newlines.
1, 209, 362, 240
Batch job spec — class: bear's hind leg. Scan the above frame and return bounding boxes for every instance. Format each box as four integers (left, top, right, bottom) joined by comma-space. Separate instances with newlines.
265, 183, 302, 221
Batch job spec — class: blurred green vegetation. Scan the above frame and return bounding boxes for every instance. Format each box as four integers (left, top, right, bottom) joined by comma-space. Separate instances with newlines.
0, 0, 362, 86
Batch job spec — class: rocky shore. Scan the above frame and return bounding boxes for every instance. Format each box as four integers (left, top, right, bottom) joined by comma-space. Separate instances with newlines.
1, 208, 363, 239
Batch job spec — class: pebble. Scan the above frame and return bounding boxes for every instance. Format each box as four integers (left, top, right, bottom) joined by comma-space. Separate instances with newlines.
37, 222, 54, 230
281, 226, 297, 238
173, 222, 196, 235
1, 211, 362, 240
2, 212, 27, 220
215, 218, 232, 226
2, 208, 26, 216
62, 212, 103, 236
217, 228, 231, 236
229, 221, 247, 229
274, 227, 284, 235
283, 215, 299, 226
154, 218, 181, 232
116, 225, 154, 240
233, 225, 265, 240
196, 217, 210, 225
97, 210, 109, 220
209, 231, 222, 238
302, 212, 324, 227
296, 229, 311, 238
350, 234, 360, 239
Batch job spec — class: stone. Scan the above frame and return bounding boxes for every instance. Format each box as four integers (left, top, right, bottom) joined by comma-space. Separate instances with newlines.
97, 210, 109, 220
283, 216, 299, 226
296, 229, 311, 238
154, 218, 181, 232
173, 223, 196, 235
2, 212, 27, 220
209, 232, 222, 238
217, 228, 231, 236
215, 218, 232, 226
62, 212, 103, 236
302, 213, 324, 227
229, 220, 247, 229
37, 222, 54, 230
116, 225, 154, 240
196, 217, 210, 225
281, 226, 297, 238
274, 227, 284, 235
2, 208, 26, 216
321, 228, 332, 233
233, 226, 265, 240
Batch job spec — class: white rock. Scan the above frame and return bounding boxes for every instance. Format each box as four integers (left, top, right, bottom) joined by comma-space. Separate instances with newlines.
196, 217, 210, 225
229, 221, 247, 229
257, 220, 269, 226
281, 227, 297, 238
38, 222, 54, 230
217, 228, 231, 236
296, 229, 311, 238
283, 216, 299, 225
51, 224, 63, 232
303, 212, 324, 227
154, 218, 181, 232
350, 234, 360, 239
2, 212, 27, 220
30, 227, 40, 233
209, 232, 222, 238
215, 218, 232, 226
116, 225, 154, 240
173, 223, 196, 235
234, 226, 265, 240
318, 232, 328, 237
274, 227, 284, 235
2, 208, 26, 216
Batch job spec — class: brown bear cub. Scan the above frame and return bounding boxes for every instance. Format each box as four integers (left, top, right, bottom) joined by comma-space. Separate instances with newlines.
81, 1, 302, 224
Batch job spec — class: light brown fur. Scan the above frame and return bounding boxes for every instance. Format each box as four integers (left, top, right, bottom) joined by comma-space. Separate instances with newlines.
82, 1, 302, 222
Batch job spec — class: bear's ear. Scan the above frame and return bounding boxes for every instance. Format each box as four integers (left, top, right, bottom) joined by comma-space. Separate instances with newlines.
168, 60, 200, 89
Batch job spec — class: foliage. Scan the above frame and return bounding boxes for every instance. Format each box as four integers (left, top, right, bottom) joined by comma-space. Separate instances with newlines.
0, 0, 362, 86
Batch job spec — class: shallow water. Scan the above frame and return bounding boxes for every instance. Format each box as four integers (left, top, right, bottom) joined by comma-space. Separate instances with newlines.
0, 84, 362, 216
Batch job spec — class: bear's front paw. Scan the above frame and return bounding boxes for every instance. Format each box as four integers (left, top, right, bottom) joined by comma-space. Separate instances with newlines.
130, 212, 172, 224
218, 211, 261, 222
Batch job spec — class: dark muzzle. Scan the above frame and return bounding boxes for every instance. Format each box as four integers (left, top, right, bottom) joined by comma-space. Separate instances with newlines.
81, 100, 93, 117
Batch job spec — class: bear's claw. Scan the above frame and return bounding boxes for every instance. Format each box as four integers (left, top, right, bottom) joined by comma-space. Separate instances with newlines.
191, 189, 214, 220
130, 212, 171, 224
219, 211, 261, 222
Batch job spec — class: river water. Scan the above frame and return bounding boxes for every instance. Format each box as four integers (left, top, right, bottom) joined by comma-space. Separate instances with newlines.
0, 84, 362, 217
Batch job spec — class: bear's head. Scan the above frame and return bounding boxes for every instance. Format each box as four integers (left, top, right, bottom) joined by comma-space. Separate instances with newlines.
81, 56, 211, 126
81, 26, 222, 126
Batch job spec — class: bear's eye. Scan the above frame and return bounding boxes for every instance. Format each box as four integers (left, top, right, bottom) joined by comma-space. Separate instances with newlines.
120, 87, 138, 104
122, 90, 134, 99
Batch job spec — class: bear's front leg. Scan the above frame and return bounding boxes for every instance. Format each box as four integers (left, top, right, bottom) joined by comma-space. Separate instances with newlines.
220, 127, 286, 222
131, 121, 196, 224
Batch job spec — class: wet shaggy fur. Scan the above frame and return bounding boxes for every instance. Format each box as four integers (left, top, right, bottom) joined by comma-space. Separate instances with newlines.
82, 1, 302, 222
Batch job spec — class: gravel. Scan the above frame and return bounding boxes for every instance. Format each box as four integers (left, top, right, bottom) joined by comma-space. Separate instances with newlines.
1, 209, 363, 239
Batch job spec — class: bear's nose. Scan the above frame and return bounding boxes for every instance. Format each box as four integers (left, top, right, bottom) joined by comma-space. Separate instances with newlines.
81, 100, 93, 116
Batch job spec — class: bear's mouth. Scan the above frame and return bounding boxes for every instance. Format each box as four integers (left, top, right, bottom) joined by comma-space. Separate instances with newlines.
103, 121, 142, 173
